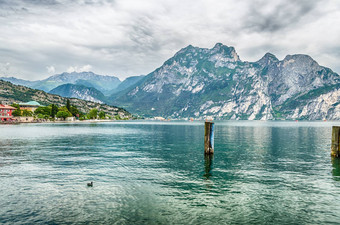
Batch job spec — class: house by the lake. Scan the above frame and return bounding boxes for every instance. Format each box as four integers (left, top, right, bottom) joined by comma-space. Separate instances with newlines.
18, 101, 42, 112
0, 104, 16, 121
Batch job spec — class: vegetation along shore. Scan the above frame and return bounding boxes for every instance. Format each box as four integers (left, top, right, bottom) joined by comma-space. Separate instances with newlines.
0, 80, 133, 124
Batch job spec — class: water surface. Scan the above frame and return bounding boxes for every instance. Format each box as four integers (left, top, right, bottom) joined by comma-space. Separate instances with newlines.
1, 121, 340, 224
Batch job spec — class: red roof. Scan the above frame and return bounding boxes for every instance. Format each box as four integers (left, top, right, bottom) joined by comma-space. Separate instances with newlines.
0, 104, 16, 110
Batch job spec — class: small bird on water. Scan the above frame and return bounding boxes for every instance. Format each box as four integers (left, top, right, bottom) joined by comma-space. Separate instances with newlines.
87, 181, 93, 187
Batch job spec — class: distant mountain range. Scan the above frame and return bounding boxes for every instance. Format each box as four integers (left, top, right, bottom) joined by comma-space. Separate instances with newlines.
1, 43, 340, 120
0, 72, 145, 104
1, 71, 121, 94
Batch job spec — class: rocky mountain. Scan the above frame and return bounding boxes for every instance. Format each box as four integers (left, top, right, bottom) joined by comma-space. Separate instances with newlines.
40, 72, 121, 94
110, 75, 145, 96
1, 71, 121, 94
0, 80, 131, 117
112, 43, 340, 120
1, 72, 147, 102
49, 83, 107, 104
0, 76, 39, 87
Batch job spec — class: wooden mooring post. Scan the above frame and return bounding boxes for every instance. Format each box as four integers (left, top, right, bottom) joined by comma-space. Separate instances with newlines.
204, 121, 214, 154
331, 126, 340, 157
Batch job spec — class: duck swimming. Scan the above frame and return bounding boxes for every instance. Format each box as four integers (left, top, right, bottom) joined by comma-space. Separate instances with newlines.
87, 181, 93, 187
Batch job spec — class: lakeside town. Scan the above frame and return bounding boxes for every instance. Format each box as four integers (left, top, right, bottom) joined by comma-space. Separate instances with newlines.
0, 99, 130, 123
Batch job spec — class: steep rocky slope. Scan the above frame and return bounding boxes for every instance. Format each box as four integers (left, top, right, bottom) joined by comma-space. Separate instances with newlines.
113, 43, 340, 120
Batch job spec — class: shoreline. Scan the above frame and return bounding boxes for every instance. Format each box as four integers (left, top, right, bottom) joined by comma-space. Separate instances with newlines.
0, 119, 132, 124
2, 118, 340, 125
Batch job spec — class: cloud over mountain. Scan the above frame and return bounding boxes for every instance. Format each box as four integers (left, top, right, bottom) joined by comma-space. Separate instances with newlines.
0, 0, 339, 80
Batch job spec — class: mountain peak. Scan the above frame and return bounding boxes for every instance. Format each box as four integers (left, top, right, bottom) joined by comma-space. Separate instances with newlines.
283, 54, 313, 62
282, 54, 319, 69
257, 52, 279, 66
211, 43, 240, 62
263, 52, 278, 59
211, 43, 232, 51
213, 43, 224, 49
61, 71, 96, 76
172, 44, 196, 57
179, 44, 195, 52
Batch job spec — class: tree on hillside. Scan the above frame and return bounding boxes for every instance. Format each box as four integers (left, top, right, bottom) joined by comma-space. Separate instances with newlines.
34, 106, 51, 116
59, 106, 71, 114
57, 105, 72, 120
87, 108, 98, 119
51, 104, 58, 118
11, 103, 21, 117
66, 99, 71, 111
69, 105, 80, 117
12, 108, 21, 117
11, 103, 20, 109
56, 111, 70, 120
22, 109, 33, 117
98, 111, 105, 119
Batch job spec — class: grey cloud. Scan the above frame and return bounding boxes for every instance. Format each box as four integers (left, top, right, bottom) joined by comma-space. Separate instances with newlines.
0, 0, 338, 80
24, 0, 60, 5
0, 0, 113, 11
0, 0, 56, 17
0, 0, 59, 7
128, 17, 161, 52
244, 0, 320, 32
0, 0, 17, 5
81, 0, 115, 5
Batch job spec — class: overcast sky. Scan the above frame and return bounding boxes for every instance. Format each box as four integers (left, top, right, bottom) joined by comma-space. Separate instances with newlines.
0, 0, 339, 80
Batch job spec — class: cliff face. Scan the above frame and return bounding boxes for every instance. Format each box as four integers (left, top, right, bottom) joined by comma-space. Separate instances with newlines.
113, 43, 340, 120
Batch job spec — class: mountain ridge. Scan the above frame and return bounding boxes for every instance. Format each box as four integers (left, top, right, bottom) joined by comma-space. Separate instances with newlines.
112, 43, 340, 120
1, 43, 339, 120
0, 71, 122, 94
0, 72, 146, 102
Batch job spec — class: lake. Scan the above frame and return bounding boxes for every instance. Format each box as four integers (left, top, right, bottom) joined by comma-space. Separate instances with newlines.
1, 121, 340, 224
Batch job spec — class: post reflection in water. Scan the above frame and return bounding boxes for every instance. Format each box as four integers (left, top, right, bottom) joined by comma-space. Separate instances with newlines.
204, 154, 213, 180
332, 157, 340, 181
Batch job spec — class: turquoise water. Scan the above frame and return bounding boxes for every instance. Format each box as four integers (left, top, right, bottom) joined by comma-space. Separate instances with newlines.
1, 121, 340, 224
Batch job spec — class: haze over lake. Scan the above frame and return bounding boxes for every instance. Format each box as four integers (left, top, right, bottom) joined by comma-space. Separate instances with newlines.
1, 121, 340, 224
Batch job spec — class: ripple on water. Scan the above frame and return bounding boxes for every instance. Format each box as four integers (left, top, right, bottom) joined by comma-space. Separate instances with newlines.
1, 121, 340, 224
